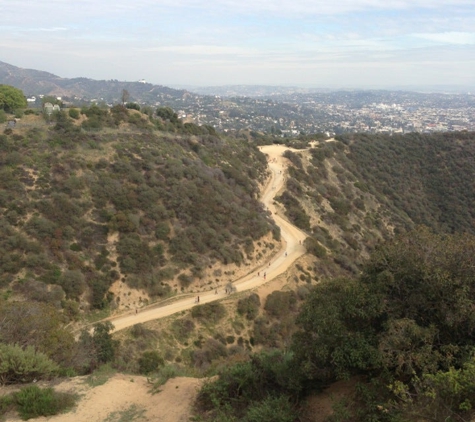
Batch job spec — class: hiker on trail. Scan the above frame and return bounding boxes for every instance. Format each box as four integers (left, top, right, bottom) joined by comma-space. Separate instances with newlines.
264, 272, 266, 280
285, 252, 287, 257
258, 271, 260, 277
197, 296, 200, 303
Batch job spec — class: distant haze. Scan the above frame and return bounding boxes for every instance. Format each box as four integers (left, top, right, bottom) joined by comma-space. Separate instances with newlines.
1, 0, 474, 90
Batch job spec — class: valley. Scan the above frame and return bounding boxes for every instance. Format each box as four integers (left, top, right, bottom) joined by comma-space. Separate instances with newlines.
107, 144, 307, 333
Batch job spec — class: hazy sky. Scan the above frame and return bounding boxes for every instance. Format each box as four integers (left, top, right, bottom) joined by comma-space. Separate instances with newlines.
1, 0, 474, 88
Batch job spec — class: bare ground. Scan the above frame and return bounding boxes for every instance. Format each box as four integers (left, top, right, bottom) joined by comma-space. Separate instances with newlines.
2, 375, 203, 422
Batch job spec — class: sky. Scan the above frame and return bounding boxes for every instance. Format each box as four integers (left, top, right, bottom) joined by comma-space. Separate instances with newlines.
0, 0, 474, 89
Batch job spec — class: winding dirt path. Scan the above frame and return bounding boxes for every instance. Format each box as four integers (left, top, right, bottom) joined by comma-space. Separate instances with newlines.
108, 145, 307, 333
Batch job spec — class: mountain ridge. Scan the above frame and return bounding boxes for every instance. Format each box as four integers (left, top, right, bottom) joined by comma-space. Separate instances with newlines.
0, 60, 189, 102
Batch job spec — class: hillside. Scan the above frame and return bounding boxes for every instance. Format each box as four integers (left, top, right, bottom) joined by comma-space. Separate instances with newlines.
3, 98, 475, 421
0, 109, 280, 316
271, 132, 475, 273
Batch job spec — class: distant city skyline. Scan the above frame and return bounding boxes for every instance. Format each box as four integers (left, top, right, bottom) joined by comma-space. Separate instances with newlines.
1, 0, 474, 89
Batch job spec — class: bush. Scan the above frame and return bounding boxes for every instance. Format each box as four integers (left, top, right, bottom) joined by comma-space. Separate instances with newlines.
14, 385, 76, 420
192, 338, 228, 369
130, 323, 156, 340
170, 318, 195, 343
0, 394, 14, 417
125, 102, 140, 111
264, 291, 297, 318
68, 108, 80, 119
196, 350, 301, 420
304, 237, 327, 258
245, 395, 295, 422
58, 270, 86, 300
237, 293, 261, 320
191, 302, 226, 324
138, 350, 164, 375
0, 344, 59, 385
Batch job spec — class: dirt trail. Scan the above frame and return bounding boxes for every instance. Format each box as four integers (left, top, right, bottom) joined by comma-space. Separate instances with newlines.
108, 145, 307, 333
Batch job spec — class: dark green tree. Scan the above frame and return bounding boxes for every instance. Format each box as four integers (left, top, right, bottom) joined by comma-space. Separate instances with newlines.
0, 85, 27, 113
92, 321, 117, 364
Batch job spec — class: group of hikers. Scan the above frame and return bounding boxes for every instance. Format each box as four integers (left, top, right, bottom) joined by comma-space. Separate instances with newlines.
195, 285, 235, 303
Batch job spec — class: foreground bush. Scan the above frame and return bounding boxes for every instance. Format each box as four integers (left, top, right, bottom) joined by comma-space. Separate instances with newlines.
0, 344, 59, 385
245, 395, 295, 422
196, 350, 302, 420
14, 385, 76, 420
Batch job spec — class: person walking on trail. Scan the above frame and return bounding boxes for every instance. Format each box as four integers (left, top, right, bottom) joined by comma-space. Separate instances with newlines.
197, 296, 200, 303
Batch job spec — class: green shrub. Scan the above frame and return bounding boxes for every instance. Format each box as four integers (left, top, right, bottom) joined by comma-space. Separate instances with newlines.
192, 338, 228, 369
275, 191, 310, 231
130, 323, 156, 340
304, 237, 327, 258
125, 103, 140, 111
196, 350, 301, 419
14, 385, 76, 420
245, 395, 295, 422
68, 108, 80, 119
58, 270, 86, 299
138, 350, 164, 375
0, 344, 59, 385
191, 302, 226, 324
237, 293, 261, 320
148, 364, 192, 392
84, 364, 116, 387
0, 394, 14, 417
170, 318, 195, 343
264, 291, 297, 318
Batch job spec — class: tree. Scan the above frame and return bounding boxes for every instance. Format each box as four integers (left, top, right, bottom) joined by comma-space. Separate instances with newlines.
76, 321, 117, 372
291, 227, 475, 420
156, 106, 178, 123
0, 85, 27, 113
92, 322, 117, 364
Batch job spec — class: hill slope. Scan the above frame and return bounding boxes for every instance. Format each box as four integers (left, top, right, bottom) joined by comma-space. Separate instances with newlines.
273, 131, 475, 273
0, 111, 278, 314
